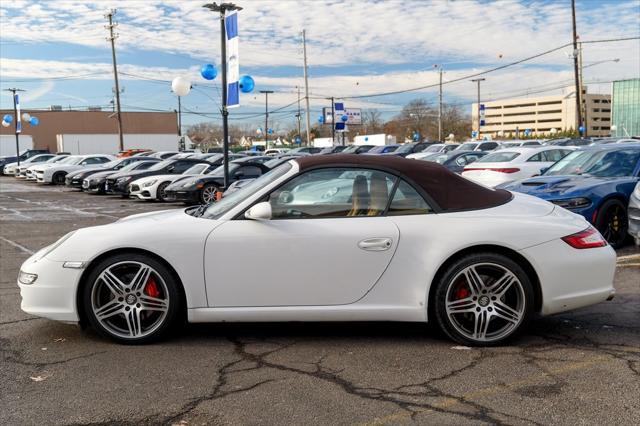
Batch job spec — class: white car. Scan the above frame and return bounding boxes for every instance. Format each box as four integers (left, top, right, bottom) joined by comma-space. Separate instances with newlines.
3, 154, 56, 176
18, 155, 616, 345
26, 155, 77, 181
462, 146, 574, 188
33, 154, 114, 184
407, 144, 460, 160
128, 163, 215, 201
20, 154, 69, 179
265, 148, 290, 156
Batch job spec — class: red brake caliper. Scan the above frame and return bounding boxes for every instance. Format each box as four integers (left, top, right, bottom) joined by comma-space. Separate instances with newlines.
144, 276, 161, 298
455, 286, 470, 300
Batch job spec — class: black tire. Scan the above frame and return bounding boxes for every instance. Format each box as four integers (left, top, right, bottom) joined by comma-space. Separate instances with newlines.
82, 252, 182, 344
432, 252, 534, 347
52, 171, 67, 185
156, 181, 170, 202
200, 183, 219, 204
595, 199, 629, 249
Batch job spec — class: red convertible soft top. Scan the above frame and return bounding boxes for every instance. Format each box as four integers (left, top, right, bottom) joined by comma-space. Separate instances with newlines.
295, 154, 512, 212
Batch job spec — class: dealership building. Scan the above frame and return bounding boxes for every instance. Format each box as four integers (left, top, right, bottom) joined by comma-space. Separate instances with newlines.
0, 109, 179, 154
611, 78, 640, 138
472, 89, 611, 139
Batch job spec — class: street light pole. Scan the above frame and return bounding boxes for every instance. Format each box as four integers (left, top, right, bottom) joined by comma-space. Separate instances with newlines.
260, 90, 274, 150
203, 2, 243, 190
4, 88, 26, 166
105, 10, 124, 152
471, 78, 485, 137
329, 96, 335, 145
438, 66, 443, 142
571, 0, 583, 136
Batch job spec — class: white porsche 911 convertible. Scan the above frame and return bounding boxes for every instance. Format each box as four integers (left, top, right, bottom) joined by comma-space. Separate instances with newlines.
17, 155, 616, 345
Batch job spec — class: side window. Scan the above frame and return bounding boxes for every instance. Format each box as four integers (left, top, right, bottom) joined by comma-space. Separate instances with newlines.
456, 156, 469, 166
269, 168, 395, 219
235, 166, 262, 179
466, 154, 482, 164
172, 161, 195, 173
81, 157, 101, 165
97, 157, 111, 163
527, 153, 544, 162
387, 180, 432, 216
543, 150, 567, 162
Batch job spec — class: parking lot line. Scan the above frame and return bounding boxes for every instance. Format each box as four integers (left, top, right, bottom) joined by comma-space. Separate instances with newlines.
0, 236, 35, 255
361, 355, 611, 426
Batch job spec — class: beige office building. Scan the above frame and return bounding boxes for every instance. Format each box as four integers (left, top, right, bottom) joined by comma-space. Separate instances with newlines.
472, 90, 611, 138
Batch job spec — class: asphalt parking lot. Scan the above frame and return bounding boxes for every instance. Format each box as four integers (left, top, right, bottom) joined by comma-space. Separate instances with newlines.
1, 176, 639, 425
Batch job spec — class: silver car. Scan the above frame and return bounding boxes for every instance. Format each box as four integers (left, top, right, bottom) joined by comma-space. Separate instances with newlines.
629, 182, 640, 246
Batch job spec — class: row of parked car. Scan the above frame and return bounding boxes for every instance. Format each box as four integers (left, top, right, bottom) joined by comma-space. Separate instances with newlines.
2, 137, 639, 248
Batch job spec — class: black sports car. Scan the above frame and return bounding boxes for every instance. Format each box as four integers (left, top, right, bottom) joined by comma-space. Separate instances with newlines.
417, 150, 487, 174
164, 158, 271, 204
65, 156, 160, 189
105, 158, 213, 196
83, 160, 160, 194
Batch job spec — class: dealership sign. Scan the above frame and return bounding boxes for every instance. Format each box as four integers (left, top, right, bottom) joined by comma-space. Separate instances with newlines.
322, 107, 362, 125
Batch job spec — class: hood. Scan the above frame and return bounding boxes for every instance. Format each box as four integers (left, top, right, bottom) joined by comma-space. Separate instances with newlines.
502, 175, 636, 198
87, 170, 118, 180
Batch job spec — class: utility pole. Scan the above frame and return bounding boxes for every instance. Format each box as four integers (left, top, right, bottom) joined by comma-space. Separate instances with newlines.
296, 85, 302, 141
577, 41, 587, 137
571, 0, 583, 136
471, 78, 485, 137
260, 90, 274, 150
438, 66, 443, 142
105, 10, 124, 152
177, 95, 184, 150
4, 88, 25, 166
328, 96, 335, 145
203, 2, 243, 190
301, 29, 312, 146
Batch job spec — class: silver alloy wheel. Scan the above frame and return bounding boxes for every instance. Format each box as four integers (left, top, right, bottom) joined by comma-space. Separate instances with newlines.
202, 186, 217, 203
91, 261, 170, 339
445, 262, 525, 343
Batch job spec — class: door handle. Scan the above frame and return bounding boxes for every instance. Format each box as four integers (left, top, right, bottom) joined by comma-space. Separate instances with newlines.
358, 237, 393, 251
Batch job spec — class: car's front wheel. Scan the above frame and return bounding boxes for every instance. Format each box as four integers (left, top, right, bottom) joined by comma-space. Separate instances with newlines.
200, 183, 219, 204
595, 199, 629, 249
156, 182, 170, 202
433, 253, 533, 346
82, 253, 182, 344
52, 171, 66, 185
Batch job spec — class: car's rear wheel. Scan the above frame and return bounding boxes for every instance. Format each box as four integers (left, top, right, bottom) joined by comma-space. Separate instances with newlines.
595, 199, 628, 249
200, 184, 219, 204
52, 171, 66, 185
433, 253, 533, 346
156, 182, 170, 202
82, 253, 181, 344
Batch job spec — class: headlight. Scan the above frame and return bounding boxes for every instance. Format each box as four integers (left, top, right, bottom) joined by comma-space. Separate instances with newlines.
18, 271, 38, 285
142, 179, 157, 188
550, 197, 592, 210
116, 177, 128, 183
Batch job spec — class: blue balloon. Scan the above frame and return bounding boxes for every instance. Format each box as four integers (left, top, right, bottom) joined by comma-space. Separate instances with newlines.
364, 136, 369, 142
267, 128, 274, 134
341, 114, 348, 122
239, 75, 255, 93
200, 64, 217, 80
3, 114, 12, 123
29, 116, 39, 126
318, 115, 324, 124
578, 125, 585, 132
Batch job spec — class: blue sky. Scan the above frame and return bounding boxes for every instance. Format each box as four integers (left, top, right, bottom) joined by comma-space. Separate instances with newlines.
1, 0, 638, 133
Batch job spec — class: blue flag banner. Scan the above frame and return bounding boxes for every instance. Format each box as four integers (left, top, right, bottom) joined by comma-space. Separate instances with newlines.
15, 94, 22, 134
225, 11, 239, 108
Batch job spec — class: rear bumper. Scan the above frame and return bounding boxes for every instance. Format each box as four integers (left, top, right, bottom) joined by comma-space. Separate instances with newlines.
521, 238, 616, 316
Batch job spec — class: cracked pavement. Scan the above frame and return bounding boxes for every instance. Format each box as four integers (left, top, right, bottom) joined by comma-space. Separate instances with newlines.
1, 176, 639, 425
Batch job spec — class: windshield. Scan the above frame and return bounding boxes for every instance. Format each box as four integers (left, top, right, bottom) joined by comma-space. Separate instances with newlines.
341, 145, 360, 153
184, 164, 209, 174
48, 156, 69, 163
119, 161, 148, 171
429, 153, 452, 164
422, 144, 443, 153
264, 157, 290, 168
477, 151, 520, 163
202, 163, 293, 219
102, 160, 122, 168
148, 160, 172, 171
458, 143, 478, 151
61, 156, 84, 165
544, 149, 640, 177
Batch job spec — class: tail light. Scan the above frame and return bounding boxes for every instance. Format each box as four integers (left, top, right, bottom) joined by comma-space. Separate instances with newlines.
562, 226, 607, 249
464, 167, 521, 173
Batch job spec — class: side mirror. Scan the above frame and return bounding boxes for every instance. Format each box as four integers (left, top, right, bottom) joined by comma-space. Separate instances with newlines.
245, 201, 272, 220
540, 167, 549, 175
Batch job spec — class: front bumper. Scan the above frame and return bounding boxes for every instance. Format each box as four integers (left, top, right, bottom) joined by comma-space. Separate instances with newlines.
65, 176, 84, 189
521, 238, 616, 316
18, 254, 83, 323
129, 183, 156, 200
105, 178, 130, 195
164, 188, 201, 203
83, 179, 106, 193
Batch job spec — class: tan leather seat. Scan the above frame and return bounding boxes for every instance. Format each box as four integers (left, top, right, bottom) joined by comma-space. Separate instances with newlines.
347, 175, 369, 216
368, 173, 389, 216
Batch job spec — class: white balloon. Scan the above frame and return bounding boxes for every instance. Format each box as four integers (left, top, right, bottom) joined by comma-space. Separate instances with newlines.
22, 112, 31, 121
171, 76, 191, 97
1, 120, 10, 127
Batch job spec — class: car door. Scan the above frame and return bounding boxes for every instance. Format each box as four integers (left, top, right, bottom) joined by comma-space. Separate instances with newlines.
204, 167, 401, 307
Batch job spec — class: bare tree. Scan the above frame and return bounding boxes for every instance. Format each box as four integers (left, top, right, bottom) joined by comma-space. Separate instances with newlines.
361, 109, 384, 134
